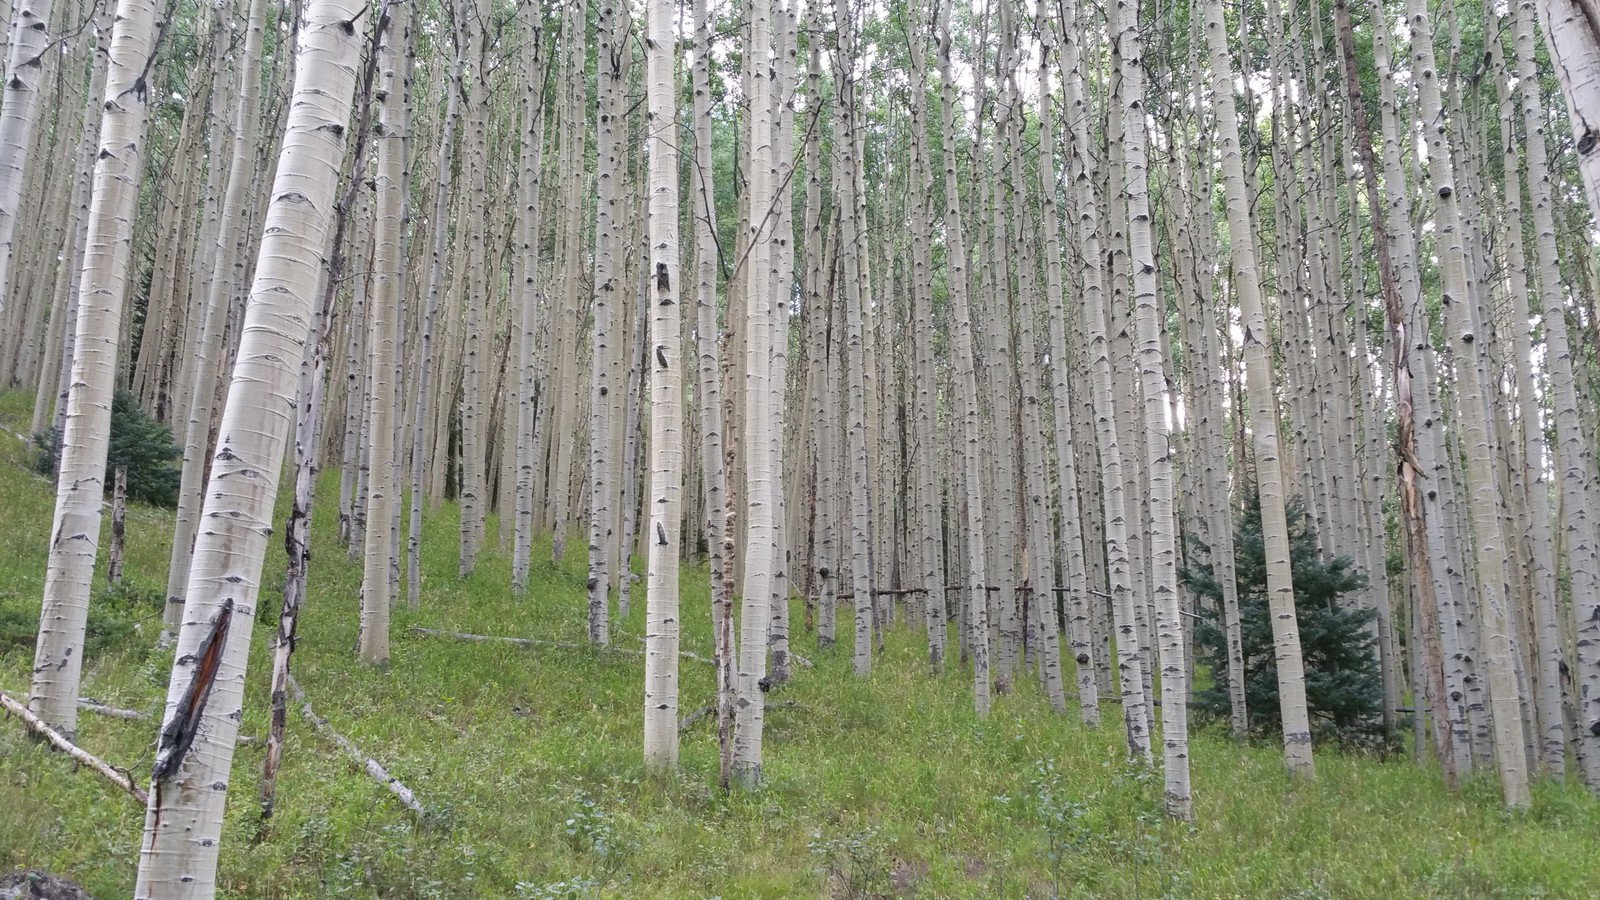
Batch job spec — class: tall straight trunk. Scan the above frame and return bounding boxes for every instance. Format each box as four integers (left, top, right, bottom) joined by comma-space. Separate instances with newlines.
1334, 0, 1455, 785
1201, 0, 1314, 777
457, 11, 489, 577
1492, 27, 1565, 778
641, 0, 681, 772
1037, 7, 1097, 725
937, 0, 990, 716
766, 0, 797, 685
692, 0, 736, 788
732, 0, 776, 788
907, 0, 946, 675
589, 0, 627, 644
1518, 0, 1600, 787
32, 0, 110, 437
1117, 0, 1189, 817
1066, 6, 1149, 758
407, 0, 466, 608
27, 0, 160, 736
513, 10, 548, 593
0, 0, 57, 319
359, 0, 409, 665
833, 10, 874, 680
1406, 0, 1529, 807
135, 0, 365, 890
548, 0, 587, 560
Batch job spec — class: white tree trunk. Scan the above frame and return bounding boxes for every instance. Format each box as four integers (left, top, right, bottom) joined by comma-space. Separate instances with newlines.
28, 0, 160, 736
134, 0, 365, 890
642, 0, 681, 772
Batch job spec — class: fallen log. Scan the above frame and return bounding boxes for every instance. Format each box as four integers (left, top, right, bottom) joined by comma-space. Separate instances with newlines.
409, 626, 716, 668
287, 675, 424, 818
0, 690, 148, 805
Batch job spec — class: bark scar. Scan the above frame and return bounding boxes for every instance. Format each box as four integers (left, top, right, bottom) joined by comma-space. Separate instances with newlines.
152, 599, 235, 783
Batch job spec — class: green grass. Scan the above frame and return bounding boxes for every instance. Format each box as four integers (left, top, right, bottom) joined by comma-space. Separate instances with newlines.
1, 387, 1597, 898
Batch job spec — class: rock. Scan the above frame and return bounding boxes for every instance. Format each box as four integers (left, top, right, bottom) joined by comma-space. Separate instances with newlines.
0, 871, 91, 900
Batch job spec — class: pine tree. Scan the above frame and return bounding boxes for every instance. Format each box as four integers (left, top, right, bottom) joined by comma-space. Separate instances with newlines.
1184, 494, 1383, 747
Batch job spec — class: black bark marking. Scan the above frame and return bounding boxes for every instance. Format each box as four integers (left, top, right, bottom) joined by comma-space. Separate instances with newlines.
152, 599, 235, 782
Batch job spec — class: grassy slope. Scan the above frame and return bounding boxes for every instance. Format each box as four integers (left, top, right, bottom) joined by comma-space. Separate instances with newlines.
0, 389, 1597, 898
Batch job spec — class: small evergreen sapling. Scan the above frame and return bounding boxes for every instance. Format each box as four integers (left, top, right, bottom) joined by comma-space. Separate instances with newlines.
1182, 493, 1384, 747
34, 388, 182, 507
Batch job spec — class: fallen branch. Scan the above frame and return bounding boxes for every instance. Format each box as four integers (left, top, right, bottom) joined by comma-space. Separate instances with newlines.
0, 690, 148, 805
409, 626, 715, 667
77, 697, 147, 720
287, 675, 424, 818
678, 704, 714, 731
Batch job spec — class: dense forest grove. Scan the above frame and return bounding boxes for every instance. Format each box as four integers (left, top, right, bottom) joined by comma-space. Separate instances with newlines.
1, 0, 1600, 892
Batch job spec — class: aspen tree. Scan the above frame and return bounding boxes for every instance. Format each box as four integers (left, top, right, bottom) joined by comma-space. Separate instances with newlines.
907, 0, 947, 675
0, 0, 58, 320
1526, 0, 1600, 219
165, 0, 274, 636
1407, 0, 1529, 807
514, 3, 548, 594
548, 0, 587, 560
833, 0, 875, 681
408, 0, 468, 607
641, 0, 682, 771
1489, 28, 1565, 777
589, 0, 629, 644
31, 0, 110, 437
691, 0, 737, 788
1064, 3, 1149, 759
936, 0, 992, 716
767, 0, 798, 686
28, 0, 163, 735
135, 0, 367, 890
733, 0, 777, 788
1116, 0, 1189, 816
1517, 0, 1600, 786
1201, 0, 1314, 777
997, 41, 1065, 710
1332, 0, 1456, 782
359, 0, 411, 666
457, 7, 489, 577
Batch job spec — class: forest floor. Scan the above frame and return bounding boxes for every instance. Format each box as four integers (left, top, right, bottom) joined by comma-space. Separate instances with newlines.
1, 389, 1598, 898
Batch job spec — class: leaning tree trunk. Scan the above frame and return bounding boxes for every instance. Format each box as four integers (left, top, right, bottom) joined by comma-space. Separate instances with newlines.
1333, 0, 1455, 787
1526, 0, 1600, 221
28, 0, 161, 737
0, 0, 58, 320
163, 0, 273, 640
134, 0, 365, 891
